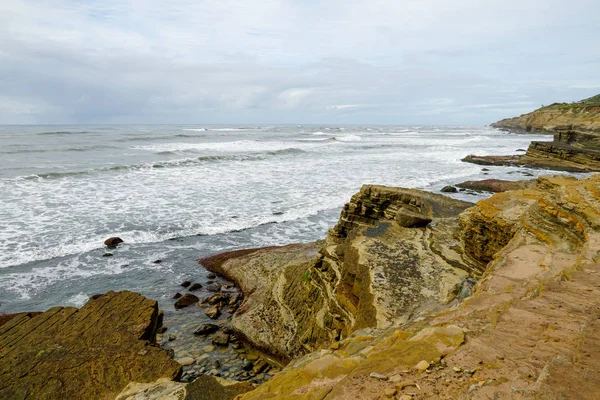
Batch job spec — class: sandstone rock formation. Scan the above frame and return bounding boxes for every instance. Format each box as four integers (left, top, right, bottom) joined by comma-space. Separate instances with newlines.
236, 174, 600, 399
115, 375, 254, 400
464, 94, 600, 172
200, 186, 481, 363
455, 178, 535, 193
0, 291, 181, 400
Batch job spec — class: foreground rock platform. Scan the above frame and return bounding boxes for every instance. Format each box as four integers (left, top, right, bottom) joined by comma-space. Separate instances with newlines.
0, 291, 181, 400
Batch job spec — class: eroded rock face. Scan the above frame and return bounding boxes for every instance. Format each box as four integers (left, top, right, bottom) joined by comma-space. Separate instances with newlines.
466, 96, 600, 172
238, 174, 600, 399
0, 291, 181, 400
200, 186, 480, 363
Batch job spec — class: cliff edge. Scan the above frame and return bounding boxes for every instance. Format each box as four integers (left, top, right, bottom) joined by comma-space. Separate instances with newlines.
464, 94, 600, 172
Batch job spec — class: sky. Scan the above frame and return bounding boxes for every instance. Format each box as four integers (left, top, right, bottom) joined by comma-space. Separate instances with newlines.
0, 0, 599, 125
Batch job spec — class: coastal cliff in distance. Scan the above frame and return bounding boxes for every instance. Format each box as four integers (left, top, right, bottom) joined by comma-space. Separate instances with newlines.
464, 94, 600, 171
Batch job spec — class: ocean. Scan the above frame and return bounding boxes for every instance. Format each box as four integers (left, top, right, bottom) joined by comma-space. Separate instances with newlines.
0, 125, 573, 313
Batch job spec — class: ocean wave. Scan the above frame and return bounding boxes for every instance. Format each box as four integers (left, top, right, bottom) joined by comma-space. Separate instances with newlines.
16, 148, 305, 181
182, 128, 207, 132
133, 140, 313, 154
36, 131, 92, 136
334, 134, 362, 142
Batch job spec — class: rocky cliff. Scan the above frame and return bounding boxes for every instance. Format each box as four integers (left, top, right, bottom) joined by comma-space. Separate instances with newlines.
199, 186, 484, 364
235, 174, 600, 399
464, 94, 600, 171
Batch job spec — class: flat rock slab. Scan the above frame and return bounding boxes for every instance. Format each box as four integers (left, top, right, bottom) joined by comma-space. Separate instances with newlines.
0, 291, 181, 400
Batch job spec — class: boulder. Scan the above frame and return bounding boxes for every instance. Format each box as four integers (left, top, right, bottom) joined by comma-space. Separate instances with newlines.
212, 331, 230, 346
188, 283, 203, 291
180, 281, 191, 288
104, 237, 124, 247
0, 291, 180, 400
174, 294, 199, 309
193, 324, 220, 336
441, 185, 457, 193
206, 293, 229, 305
205, 305, 221, 319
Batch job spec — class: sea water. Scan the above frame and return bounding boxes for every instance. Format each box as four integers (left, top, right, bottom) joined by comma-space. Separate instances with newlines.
0, 125, 573, 313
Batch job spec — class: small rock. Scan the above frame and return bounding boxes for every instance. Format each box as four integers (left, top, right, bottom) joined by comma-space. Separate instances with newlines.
168, 334, 176, 341
188, 283, 203, 291
174, 293, 199, 309
209, 369, 220, 376
102, 253, 113, 257
177, 357, 194, 366
369, 372, 388, 380
330, 342, 341, 350
415, 360, 430, 372
152, 259, 162, 264
383, 388, 397, 398
193, 324, 219, 336
256, 373, 265, 380
243, 360, 254, 370
481, 168, 490, 171
252, 360, 268, 374
441, 185, 458, 193
104, 237, 123, 247
180, 280, 191, 288
208, 360, 221, 369
207, 273, 216, 279
172, 292, 182, 299
207, 293, 229, 305
399, 396, 412, 400
212, 331, 230, 346
157, 326, 168, 334
228, 293, 242, 305
205, 305, 221, 319
221, 281, 235, 288
206, 284, 221, 292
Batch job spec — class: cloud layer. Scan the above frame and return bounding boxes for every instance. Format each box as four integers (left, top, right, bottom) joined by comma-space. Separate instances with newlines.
1, 0, 599, 124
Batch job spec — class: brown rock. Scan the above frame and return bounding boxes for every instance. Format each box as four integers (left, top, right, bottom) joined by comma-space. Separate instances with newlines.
104, 237, 123, 247
205, 305, 221, 319
188, 283, 203, 291
174, 293, 199, 309
193, 324, 219, 336
206, 293, 229, 305
455, 178, 536, 193
212, 331, 230, 346
0, 291, 180, 400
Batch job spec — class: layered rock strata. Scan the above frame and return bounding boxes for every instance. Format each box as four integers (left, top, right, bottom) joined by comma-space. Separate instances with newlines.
0, 291, 181, 400
200, 186, 481, 363
238, 174, 600, 399
464, 95, 600, 171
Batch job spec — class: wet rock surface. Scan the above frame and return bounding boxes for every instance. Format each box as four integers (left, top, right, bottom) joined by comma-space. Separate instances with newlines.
0, 291, 180, 400
159, 274, 279, 386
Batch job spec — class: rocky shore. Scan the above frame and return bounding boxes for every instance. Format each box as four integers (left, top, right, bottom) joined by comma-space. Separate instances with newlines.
201, 174, 600, 399
464, 94, 600, 172
2, 173, 599, 399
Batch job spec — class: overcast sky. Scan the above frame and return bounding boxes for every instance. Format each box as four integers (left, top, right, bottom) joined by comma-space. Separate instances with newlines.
1, 1, 599, 125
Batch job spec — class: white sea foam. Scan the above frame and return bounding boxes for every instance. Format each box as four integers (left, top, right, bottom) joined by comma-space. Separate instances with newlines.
335, 134, 362, 142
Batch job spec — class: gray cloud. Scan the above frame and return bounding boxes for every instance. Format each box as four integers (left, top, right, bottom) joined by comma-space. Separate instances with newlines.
0, 0, 599, 124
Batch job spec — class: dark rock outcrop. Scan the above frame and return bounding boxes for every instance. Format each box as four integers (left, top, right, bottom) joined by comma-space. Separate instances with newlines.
455, 178, 536, 193
104, 236, 124, 247
465, 95, 600, 171
174, 293, 199, 309
0, 291, 181, 400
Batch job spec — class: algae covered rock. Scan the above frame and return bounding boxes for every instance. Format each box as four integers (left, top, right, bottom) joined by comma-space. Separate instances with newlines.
0, 291, 181, 400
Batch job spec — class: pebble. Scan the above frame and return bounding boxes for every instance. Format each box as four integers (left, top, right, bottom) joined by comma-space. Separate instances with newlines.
207, 273, 216, 279
383, 388, 397, 398
415, 360, 430, 371
176, 357, 195, 366
369, 372, 388, 380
